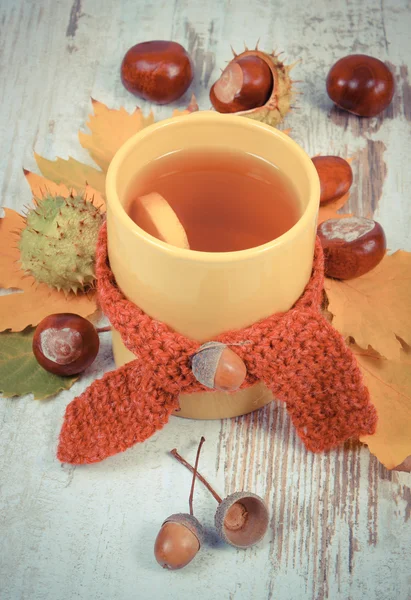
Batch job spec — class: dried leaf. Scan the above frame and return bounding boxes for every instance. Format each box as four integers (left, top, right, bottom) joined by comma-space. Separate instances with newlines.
325, 251, 411, 360
172, 94, 199, 118
23, 168, 71, 199
24, 170, 106, 212
79, 98, 155, 172
318, 191, 352, 224
34, 153, 106, 197
393, 455, 411, 472
0, 207, 97, 332
0, 328, 78, 399
353, 343, 411, 469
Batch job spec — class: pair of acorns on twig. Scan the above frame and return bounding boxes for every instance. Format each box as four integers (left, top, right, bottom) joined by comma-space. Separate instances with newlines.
154, 438, 269, 570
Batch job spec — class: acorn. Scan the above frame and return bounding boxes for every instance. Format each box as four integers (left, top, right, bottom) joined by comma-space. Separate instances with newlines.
191, 342, 247, 392
209, 44, 295, 127
170, 448, 269, 549
154, 437, 205, 570
154, 514, 204, 570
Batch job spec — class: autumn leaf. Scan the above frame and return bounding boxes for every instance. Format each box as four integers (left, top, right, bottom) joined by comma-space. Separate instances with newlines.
172, 94, 199, 118
79, 98, 155, 172
23, 168, 72, 200
394, 455, 411, 472
0, 328, 78, 399
325, 251, 411, 360
34, 153, 106, 197
353, 343, 411, 469
318, 191, 352, 224
23, 170, 106, 211
0, 207, 98, 332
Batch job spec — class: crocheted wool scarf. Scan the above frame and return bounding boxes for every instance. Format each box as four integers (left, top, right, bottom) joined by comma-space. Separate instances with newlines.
57, 223, 377, 465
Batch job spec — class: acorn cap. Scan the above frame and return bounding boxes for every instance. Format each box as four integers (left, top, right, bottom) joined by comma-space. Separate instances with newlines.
215, 491, 269, 548
163, 513, 204, 547
191, 342, 226, 389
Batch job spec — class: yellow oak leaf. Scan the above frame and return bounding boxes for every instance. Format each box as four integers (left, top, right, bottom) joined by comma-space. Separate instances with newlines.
79, 98, 155, 172
325, 251, 411, 360
34, 153, 106, 197
354, 343, 411, 469
0, 206, 97, 332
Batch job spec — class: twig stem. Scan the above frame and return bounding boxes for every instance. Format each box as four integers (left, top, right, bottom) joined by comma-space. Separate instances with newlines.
188, 437, 205, 516
171, 445, 222, 505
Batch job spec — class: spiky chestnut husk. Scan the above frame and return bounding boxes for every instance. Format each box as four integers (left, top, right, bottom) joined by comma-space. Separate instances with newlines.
19, 194, 104, 294
210, 45, 296, 128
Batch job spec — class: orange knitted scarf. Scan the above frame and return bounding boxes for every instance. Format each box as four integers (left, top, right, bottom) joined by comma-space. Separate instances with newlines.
57, 224, 377, 465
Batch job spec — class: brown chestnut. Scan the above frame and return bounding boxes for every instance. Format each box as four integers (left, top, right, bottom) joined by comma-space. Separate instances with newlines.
33, 313, 99, 376
326, 54, 395, 117
318, 217, 386, 279
312, 156, 353, 205
121, 40, 193, 104
210, 55, 273, 113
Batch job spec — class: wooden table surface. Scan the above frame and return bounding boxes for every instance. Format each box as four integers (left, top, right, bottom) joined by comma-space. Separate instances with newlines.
1, 1, 410, 599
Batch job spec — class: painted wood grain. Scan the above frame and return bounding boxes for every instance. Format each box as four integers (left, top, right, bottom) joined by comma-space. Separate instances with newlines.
0, 0, 410, 599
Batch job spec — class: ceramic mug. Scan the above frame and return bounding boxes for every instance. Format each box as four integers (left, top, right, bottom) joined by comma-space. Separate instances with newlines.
105, 111, 320, 419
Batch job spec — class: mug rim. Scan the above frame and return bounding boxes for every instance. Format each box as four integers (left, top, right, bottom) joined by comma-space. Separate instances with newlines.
106, 111, 320, 263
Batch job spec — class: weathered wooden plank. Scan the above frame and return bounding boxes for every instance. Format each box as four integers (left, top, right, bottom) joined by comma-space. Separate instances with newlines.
0, 0, 410, 599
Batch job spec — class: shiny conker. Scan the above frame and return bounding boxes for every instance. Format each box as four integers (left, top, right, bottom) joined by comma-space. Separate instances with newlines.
318, 217, 386, 279
121, 40, 193, 104
312, 156, 353, 205
210, 55, 272, 113
326, 54, 395, 117
32, 313, 99, 376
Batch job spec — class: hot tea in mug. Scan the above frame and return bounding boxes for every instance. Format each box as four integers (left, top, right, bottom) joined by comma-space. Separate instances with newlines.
125, 148, 301, 252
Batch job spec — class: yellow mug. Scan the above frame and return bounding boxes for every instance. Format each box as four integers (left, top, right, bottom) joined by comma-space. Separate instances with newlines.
105, 111, 320, 419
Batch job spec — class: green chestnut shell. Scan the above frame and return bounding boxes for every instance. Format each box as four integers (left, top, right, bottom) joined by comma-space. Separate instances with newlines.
19, 194, 104, 293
